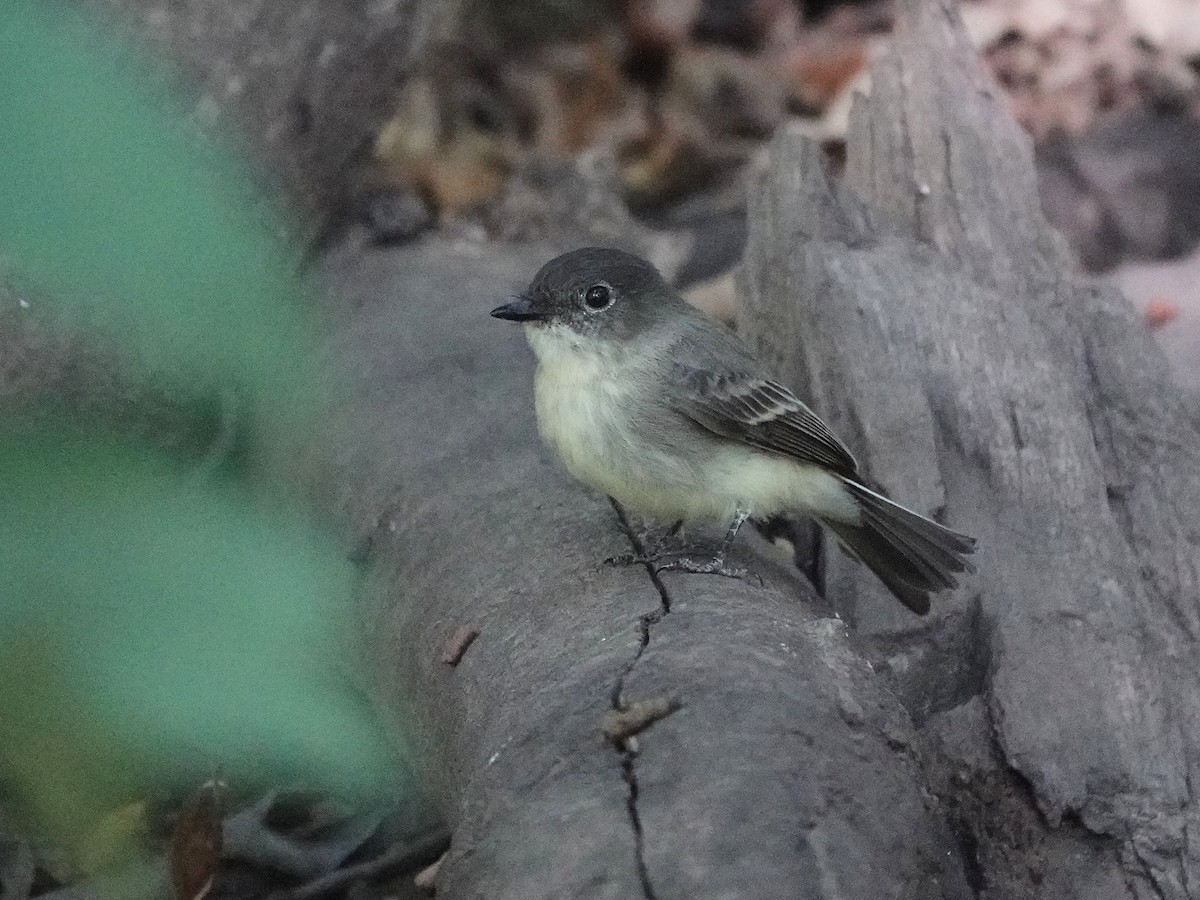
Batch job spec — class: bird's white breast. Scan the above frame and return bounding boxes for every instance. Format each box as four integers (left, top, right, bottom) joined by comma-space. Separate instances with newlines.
524, 324, 858, 525
528, 325, 638, 501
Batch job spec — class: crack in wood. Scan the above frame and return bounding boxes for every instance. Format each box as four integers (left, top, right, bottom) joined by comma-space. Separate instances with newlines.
621, 749, 659, 900
609, 498, 672, 900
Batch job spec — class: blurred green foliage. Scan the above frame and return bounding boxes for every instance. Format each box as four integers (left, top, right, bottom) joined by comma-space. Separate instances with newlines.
0, 1, 315, 414
0, 0, 403, 857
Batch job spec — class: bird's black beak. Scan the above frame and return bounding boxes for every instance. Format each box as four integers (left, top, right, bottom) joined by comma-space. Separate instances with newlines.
490, 294, 545, 323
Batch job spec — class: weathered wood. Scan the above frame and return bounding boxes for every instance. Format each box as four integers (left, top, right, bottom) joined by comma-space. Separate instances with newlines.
741, 0, 1200, 896
322, 237, 973, 898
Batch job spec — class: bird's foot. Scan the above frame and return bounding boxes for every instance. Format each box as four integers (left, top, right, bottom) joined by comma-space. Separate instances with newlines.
604, 551, 660, 567
605, 544, 675, 567
606, 509, 760, 583
652, 555, 750, 580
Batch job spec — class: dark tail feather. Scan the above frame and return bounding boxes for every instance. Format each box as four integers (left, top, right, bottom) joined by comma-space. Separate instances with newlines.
822, 478, 977, 615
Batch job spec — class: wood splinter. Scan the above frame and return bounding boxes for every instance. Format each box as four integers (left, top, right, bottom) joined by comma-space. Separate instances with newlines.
603, 694, 683, 745
440, 626, 479, 666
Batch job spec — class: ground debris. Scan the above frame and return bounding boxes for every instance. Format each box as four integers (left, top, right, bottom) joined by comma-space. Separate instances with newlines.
440, 626, 480, 667
602, 694, 683, 746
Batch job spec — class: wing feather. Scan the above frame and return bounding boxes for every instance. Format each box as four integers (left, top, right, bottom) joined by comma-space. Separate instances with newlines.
676, 367, 859, 476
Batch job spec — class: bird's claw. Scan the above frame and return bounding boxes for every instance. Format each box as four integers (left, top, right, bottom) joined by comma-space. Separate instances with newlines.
604, 552, 661, 567
606, 525, 682, 567
653, 556, 749, 580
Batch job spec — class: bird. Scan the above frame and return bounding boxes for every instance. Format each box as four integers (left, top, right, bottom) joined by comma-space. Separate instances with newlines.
491, 247, 975, 614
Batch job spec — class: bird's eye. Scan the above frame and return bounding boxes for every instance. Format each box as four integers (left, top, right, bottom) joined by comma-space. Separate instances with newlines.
584, 283, 612, 310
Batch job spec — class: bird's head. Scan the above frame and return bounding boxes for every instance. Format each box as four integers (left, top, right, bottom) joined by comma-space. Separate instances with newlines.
491, 247, 684, 343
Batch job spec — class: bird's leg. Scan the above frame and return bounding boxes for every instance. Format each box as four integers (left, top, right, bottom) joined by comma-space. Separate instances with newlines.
654, 509, 751, 579
605, 519, 685, 567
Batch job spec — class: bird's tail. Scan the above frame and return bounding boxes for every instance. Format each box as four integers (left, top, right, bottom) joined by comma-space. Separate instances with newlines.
821, 478, 976, 615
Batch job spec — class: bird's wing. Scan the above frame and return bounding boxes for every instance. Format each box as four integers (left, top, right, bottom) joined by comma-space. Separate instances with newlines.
675, 366, 859, 476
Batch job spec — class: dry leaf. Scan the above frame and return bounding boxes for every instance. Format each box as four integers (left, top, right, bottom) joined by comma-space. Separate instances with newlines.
1146, 297, 1180, 329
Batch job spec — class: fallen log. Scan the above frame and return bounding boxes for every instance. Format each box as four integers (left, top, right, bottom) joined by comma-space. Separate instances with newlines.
324, 236, 974, 898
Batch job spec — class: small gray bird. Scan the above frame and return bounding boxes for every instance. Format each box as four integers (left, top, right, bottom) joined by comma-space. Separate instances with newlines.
491, 247, 975, 614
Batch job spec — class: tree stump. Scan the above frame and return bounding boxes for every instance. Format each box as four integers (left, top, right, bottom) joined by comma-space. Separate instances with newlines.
740, 0, 1200, 897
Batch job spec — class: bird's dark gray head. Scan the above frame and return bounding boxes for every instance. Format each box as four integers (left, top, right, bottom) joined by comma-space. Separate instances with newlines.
491, 247, 682, 339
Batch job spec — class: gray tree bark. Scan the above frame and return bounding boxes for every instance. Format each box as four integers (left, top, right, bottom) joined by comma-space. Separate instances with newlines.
740, 0, 1200, 897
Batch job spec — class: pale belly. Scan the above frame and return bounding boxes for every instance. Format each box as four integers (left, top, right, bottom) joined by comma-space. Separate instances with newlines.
529, 330, 855, 525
